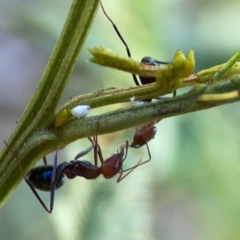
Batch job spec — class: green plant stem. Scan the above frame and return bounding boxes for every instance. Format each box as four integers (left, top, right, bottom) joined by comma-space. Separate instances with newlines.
1, 74, 240, 205
0, 0, 100, 206
1, 0, 240, 210
56, 59, 240, 113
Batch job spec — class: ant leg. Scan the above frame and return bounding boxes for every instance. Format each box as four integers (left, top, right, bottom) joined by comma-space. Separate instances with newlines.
48, 132, 64, 213
75, 125, 95, 160
4, 141, 53, 213
95, 123, 105, 165
130, 141, 152, 169
86, 123, 102, 167
117, 159, 142, 183
100, 2, 140, 86
93, 122, 99, 167
74, 145, 94, 160
91, 122, 105, 166
117, 142, 151, 183
95, 142, 104, 165
43, 156, 47, 166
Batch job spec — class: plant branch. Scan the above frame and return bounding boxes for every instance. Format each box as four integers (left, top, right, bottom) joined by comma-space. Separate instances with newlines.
1, 73, 240, 204
0, 0, 100, 206
1, 0, 240, 210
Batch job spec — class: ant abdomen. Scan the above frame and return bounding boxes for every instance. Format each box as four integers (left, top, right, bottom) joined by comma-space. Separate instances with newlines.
27, 166, 65, 191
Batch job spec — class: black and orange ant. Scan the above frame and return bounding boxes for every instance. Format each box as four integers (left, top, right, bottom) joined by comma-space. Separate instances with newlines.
4, 124, 151, 213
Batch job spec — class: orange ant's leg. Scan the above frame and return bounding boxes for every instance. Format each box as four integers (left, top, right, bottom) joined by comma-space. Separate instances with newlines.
87, 122, 104, 167
43, 156, 47, 166
117, 159, 142, 183
117, 142, 151, 183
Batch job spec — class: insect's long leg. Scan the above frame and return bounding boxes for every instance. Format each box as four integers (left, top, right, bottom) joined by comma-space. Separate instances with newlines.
86, 123, 104, 166
94, 122, 105, 165
75, 125, 95, 160
74, 144, 95, 160
87, 124, 100, 167
100, 2, 140, 86
4, 141, 52, 213
117, 159, 142, 183
117, 142, 152, 183
49, 132, 63, 213
93, 122, 100, 167
43, 156, 47, 166
130, 141, 152, 170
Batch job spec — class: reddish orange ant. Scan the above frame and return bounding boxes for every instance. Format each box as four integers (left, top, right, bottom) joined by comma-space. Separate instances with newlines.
130, 120, 157, 148
4, 123, 150, 213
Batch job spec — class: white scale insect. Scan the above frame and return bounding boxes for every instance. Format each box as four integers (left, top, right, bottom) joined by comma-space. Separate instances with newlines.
71, 105, 91, 118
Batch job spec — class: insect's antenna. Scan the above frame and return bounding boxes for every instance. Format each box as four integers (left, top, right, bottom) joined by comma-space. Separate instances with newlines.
121, 140, 129, 162
100, 2, 140, 86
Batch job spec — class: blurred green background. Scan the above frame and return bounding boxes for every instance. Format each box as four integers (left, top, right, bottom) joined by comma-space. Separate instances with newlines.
1, 0, 240, 239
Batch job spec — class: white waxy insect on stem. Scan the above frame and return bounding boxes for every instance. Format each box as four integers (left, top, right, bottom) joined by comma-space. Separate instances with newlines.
71, 105, 91, 118
130, 96, 144, 107
130, 96, 135, 102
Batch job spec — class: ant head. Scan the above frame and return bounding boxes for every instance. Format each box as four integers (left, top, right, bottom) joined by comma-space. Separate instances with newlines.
141, 57, 160, 66
101, 154, 123, 179
141, 57, 172, 67
100, 141, 129, 179
131, 126, 157, 148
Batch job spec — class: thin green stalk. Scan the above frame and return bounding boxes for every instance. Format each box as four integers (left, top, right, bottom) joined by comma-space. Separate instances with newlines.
2, 74, 240, 204
0, 0, 100, 206
1, 0, 240, 209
